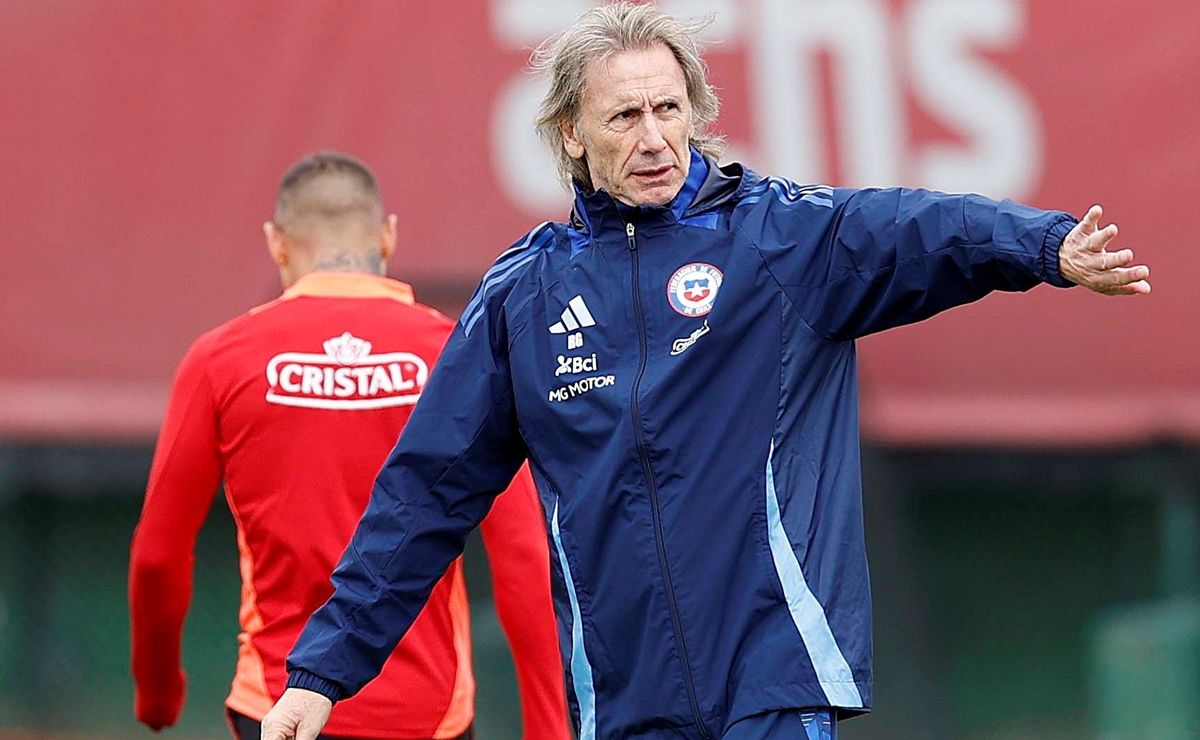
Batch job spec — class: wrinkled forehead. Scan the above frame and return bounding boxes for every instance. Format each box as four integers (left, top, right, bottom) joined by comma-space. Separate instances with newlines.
579, 43, 689, 110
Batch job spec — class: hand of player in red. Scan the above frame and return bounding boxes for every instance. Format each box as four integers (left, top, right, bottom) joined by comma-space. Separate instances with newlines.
1058, 205, 1151, 295
134, 668, 185, 732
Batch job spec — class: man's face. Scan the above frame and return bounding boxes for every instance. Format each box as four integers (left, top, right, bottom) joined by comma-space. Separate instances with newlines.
562, 44, 692, 207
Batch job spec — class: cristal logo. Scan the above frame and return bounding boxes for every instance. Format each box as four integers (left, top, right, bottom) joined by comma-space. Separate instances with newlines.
265, 332, 429, 410
323, 332, 371, 364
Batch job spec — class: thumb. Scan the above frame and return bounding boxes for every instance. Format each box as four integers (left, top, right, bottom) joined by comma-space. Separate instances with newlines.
296, 716, 324, 740
260, 716, 294, 740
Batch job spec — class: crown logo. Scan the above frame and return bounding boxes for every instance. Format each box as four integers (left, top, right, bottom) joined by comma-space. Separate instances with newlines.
322, 332, 373, 365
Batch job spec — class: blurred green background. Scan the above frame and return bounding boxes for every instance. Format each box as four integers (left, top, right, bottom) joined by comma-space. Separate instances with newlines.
0, 445, 1195, 739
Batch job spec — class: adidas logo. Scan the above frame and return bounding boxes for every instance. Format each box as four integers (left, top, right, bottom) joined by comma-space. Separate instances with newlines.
549, 295, 596, 334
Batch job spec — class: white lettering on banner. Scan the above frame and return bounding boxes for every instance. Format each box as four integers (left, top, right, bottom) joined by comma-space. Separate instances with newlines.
908, 0, 1040, 197
264, 332, 429, 410
489, 0, 1040, 209
492, 73, 562, 212
753, 0, 903, 187
491, 0, 590, 45
548, 374, 616, 403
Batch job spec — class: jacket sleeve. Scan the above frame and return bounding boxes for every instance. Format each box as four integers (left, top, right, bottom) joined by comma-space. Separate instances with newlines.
479, 466, 570, 740
128, 334, 223, 729
286, 278, 530, 702
746, 184, 1078, 340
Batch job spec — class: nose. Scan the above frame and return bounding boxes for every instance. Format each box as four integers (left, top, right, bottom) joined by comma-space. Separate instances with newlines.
636, 115, 668, 154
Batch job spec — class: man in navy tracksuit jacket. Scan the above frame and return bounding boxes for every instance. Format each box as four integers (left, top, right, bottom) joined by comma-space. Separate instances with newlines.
265, 6, 1149, 740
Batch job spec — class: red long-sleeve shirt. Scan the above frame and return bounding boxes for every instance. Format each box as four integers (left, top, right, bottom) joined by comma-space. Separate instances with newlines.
129, 272, 568, 739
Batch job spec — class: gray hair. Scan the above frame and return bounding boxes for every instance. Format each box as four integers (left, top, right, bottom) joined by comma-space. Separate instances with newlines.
531, 2, 726, 190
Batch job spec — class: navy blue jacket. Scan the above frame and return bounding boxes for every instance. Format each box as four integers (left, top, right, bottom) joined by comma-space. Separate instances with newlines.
288, 149, 1076, 738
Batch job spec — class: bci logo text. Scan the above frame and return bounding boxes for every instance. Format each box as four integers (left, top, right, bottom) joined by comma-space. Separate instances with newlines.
556, 353, 598, 377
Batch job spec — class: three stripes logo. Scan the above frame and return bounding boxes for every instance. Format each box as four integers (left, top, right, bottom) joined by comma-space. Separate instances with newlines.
549, 296, 596, 349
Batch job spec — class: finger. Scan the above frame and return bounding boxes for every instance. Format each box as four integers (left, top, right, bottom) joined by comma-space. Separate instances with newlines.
1102, 264, 1150, 287
1088, 223, 1118, 253
1079, 204, 1103, 235
260, 720, 290, 740
1104, 248, 1134, 269
297, 720, 322, 740
1105, 279, 1151, 296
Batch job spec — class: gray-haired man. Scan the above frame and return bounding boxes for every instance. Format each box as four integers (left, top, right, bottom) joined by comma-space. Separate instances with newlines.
264, 4, 1148, 739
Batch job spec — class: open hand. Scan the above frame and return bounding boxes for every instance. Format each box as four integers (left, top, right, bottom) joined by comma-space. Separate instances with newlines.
1058, 205, 1150, 295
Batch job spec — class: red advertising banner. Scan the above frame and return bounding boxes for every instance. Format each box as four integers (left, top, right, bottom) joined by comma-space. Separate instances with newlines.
1, 0, 1197, 444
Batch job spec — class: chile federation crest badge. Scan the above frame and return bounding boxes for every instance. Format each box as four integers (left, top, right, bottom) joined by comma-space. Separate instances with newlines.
667, 263, 723, 317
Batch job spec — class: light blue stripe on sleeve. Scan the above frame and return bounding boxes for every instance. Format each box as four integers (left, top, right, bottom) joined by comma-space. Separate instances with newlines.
738, 180, 834, 210
764, 442, 863, 709
460, 223, 550, 336
461, 249, 539, 337
551, 498, 597, 739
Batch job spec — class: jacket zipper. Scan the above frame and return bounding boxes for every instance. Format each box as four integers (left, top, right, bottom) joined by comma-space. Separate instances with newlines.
626, 222, 712, 739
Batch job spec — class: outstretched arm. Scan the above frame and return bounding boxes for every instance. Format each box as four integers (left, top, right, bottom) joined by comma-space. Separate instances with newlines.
747, 184, 1150, 340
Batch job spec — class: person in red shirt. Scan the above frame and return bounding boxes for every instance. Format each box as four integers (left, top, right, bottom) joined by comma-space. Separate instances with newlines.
129, 152, 568, 740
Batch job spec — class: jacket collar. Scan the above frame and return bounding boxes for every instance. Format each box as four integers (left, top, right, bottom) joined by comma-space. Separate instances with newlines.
568, 148, 748, 241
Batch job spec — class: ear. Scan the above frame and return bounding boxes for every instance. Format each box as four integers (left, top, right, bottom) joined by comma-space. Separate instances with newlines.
560, 120, 586, 160
380, 214, 398, 263
264, 221, 288, 266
